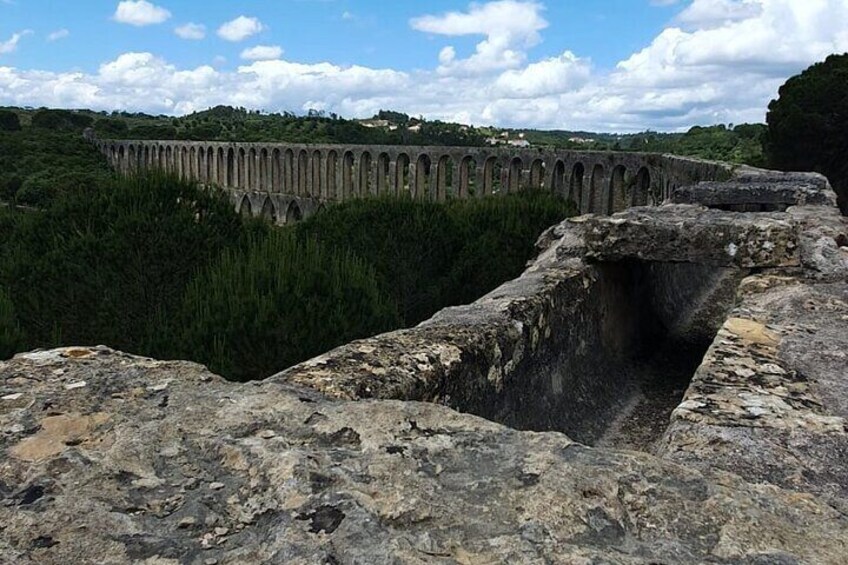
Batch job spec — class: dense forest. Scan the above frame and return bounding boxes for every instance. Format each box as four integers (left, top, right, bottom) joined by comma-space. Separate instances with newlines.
0, 116, 575, 378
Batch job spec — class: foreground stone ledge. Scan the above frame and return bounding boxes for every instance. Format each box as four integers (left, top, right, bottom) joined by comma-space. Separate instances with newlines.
583, 204, 800, 267
2, 347, 847, 564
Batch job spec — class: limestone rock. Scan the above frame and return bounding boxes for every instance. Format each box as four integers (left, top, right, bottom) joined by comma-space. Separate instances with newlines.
583, 204, 799, 267
2, 347, 847, 564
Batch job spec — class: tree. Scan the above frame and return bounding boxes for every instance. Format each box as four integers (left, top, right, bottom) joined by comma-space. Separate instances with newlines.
0, 110, 21, 132
766, 53, 848, 214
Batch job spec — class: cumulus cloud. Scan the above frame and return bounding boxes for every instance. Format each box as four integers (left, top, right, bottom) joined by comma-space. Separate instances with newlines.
113, 1, 171, 26
217, 16, 264, 42
2, 0, 848, 132
240, 45, 283, 61
47, 29, 70, 42
411, 0, 548, 75
174, 23, 205, 40
0, 30, 31, 54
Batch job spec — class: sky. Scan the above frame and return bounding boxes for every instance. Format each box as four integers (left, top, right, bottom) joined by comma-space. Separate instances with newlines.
1, 0, 847, 132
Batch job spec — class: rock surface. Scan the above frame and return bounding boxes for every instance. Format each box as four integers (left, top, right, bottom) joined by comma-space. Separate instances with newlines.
583, 204, 800, 267
2, 346, 848, 564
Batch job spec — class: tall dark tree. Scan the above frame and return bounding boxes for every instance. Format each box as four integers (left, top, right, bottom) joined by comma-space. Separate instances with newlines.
766, 53, 848, 214
0, 110, 21, 132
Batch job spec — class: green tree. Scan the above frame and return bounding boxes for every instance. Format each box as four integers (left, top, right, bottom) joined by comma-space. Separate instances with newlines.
170, 231, 400, 381
0, 110, 21, 132
0, 285, 22, 360
766, 53, 848, 213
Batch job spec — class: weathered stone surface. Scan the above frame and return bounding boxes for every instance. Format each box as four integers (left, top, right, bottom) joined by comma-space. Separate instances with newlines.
786, 205, 848, 281
671, 178, 837, 211
2, 346, 847, 564
658, 275, 848, 514
584, 204, 799, 267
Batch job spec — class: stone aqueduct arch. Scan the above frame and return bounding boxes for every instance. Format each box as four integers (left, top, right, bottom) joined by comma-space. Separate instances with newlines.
97, 139, 726, 223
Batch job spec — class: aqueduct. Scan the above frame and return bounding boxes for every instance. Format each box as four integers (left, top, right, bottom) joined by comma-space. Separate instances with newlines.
92, 136, 732, 221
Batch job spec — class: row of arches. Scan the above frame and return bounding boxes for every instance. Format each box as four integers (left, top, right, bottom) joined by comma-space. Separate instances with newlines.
103, 142, 660, 214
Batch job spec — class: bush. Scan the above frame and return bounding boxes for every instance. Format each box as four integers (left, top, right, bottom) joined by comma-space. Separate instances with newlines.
169, 231, 400, 381
0, 174, 250, 354
0, 110, 21, 132
297, 193, 576, 325
0, 286, 22, 360
31, 109, 93, 131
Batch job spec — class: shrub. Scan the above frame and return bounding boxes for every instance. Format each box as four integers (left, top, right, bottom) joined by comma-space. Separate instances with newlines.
0, 110, 21, 132
0, 174, 250, 354
169, 231, 400, 381
297, 192, 576, 325
0, 286, 22, 360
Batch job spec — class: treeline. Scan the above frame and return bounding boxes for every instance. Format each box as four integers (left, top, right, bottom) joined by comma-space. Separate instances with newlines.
0, 109, 113, 207
0, 173, 574, 380
517, 123, 767, 166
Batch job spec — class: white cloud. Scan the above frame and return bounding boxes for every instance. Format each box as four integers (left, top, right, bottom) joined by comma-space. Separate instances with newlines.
241, 45, 283, 61
113, 1, 171, 26
47, 29, 70, 42
2, 0, 848, 132
411, 0, 548, 75
217, 16, 264, 42
676, 0, 763, 29
0, 30, 31, 54
174, 23, 205, 40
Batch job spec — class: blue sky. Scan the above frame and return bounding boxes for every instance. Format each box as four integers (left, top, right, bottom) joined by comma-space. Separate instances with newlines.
1, 1, 847, 131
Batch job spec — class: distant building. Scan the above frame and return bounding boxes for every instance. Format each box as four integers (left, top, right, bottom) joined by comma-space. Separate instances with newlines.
358, 119, 390, 129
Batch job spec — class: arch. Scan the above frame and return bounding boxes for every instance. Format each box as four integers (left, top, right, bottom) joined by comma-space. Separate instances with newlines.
483, 157, 501, 195
165, 146, 172, 174
552, 160, 566, 195
414, 154, 431, 199
377, 153, 391, 194
260, 148, 270, 190
260, 197, 276, 222
437, 155, 454, 200
589, 164, 605, 213
325, 150, 338, 199
508, 157, 523, 193
529, 159, 545, 190
180, 146, 189, 180
284, 149, 295, 193
238, 148, 248, 189
206, 147, 214, 185
285, 200, 303, 224
569, 162, 584, 209
634, 167, 651, 206
143, 146, 151, 171
358, 151, 373, 196
310, 150, 322, 197
248, 148, 258, 190
238, 196, 251, 217
342, 151, 355, 198
395, 153, 411, 195
127, 145, 136, 174
610, 165, 627, 213
226, 148, 236, 187
159, 146, 166, 171
459, 156, 477, 198
189, 146, 197, 180
298, 150, 309, 196
272, 148, 282, 192
118, 145, 126, 174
